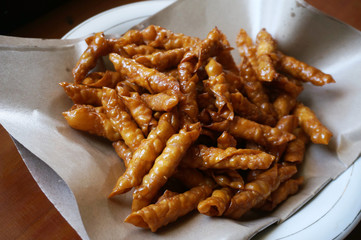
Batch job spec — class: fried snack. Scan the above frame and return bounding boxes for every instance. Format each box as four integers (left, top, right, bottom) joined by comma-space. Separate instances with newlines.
217, 131, 237, 149
109, 53, 181, 94
133, 48, 186, 71
259, 177, 304, 211
181, 145, 275, 170
267, 115, 298, 161
59, 82, 103, 106
116, 85, 157, 136
239, 58, 277, 118
277, 52, 336, 86
283, 128, 309, 164
173, 168, 216, 189
293, 103, 332, 144
122, 44, 158, 57
273, 93, 297, 119
82, 71, 123, 88
73, 32, 111, 83
255, 28, 278, 81
236, 29, 257, 70
198, 187, 233, 216
140, 91, 179, 112
102, 87, 144, 151
204, 58, 234, 120
141, 25, 200, 50
125, 185, 212, 232
155, 190, 179, 203
113, 140, 133, 168
109, 112, 179, 196
224, 165, 279, 219
271, 74, 304, 98
211, 169, 245, 189
208, 116, 295, 146
132, 123, 201, 211
62, 105, 120, 141
231, 92, 276, 126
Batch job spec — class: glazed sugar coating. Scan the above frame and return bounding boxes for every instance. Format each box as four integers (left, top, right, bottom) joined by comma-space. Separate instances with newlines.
211, 169, 245, 190
132, 123, 201, 211
181, 145, 275, 170
117, 86, 157, 136
255, 28, 278, 82
293, 103, 333, 144
59, 82, 103, 106
72, 32, 111, 83
133, 48, 186, 72
217, 131, 237, 149
283, 128, 309, 163
81, 71, 123, 88
259, 177, 304, 211
278, 53, 336, 86
198, 187, 233, 217
273, 93, 297, 120
140, 91, 179, 112
62, 105, 120, 142
125, 185, 212, 232
109, 53, 181, 94
112, 140, 133, 168
109, 112, 179, 197
102, 87, 144, 151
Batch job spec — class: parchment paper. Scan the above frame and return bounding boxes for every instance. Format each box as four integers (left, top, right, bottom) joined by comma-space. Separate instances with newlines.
1, 0, 361, 239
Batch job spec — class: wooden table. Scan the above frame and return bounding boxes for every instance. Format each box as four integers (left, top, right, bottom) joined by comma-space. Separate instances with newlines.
1, 0, 361, 239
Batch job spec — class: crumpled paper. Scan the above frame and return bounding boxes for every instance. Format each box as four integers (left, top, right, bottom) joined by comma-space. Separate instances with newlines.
1, 0, 361, 239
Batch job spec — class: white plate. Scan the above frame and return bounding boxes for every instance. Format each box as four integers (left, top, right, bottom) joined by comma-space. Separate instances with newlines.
62, 1, 361, 239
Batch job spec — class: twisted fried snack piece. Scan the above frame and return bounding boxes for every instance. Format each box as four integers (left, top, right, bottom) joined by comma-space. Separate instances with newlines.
109, 53, 181, 94
259, 177, 304, 211
217, 131, 237, 149
204, 58, 234, 120
270, 74, 304, 98
117, 85, 157, 136
283, 128, 309, 164
211, 170, 245, 190
113, 140, 133, 168
82, 71, 123, 88
173, 168, 216, 189
208, 116, 295, 146
181, 145, 275, 170
273, 93, 297, 120
236, 29, 257, 71
132, 123, 201, 211
140, 91, 179, 112
62, 105, 120, 141
231, 92, 276, 126
72, 32, 111, 83
134, 48, 186, 71
59, 82, 103, 106
109, 112, 179, 197
255, 28, 278, 82
224, 165, 279, 219
122, 44, 158, 57
293, 103, 332, 144
125, 184, 212, 232
198, 187, 233, 217
102, 87, 144, 151
277, 52, 335, 86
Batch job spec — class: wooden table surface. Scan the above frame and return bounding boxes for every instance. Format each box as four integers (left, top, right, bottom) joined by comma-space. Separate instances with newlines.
1, 0, 361, 239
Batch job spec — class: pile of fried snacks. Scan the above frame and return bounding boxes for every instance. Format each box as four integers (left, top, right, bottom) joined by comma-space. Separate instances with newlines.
60, 25, 335, 232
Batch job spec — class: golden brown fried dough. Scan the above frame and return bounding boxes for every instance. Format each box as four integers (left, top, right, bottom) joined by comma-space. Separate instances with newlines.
217, 131, 237, 149
62, 105, 120, 141
198, 187, 233, 216
109, 53, 181, 94
132, 123, 201, 211
283, 128, 309, 164
125, 185, 212, 232
140, 91, 179, 112
293, 103, 332, 144
82, 71, 123, 88
102, 87, 144, 151
113, 140, 133, 168
109, 112, 179, 197
134, 48, 186, 71
60, 82, 103, 106
278, 53, 335, 86
181, 145, 275, 170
